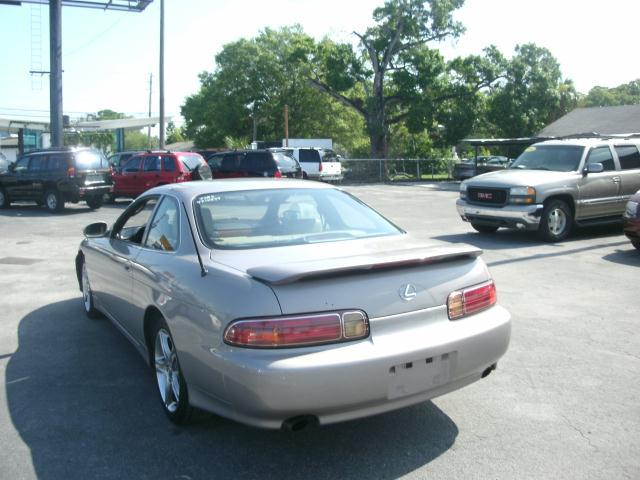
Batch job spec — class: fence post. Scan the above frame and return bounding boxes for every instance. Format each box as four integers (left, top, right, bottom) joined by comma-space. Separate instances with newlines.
416, 160, 420, 181
379, 159, 383, 182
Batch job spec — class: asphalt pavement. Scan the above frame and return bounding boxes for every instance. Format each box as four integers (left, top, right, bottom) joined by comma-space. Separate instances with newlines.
0, 183, 638, 480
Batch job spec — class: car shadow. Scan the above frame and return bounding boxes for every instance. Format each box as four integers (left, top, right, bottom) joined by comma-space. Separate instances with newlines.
602, 246, 640, 266
0, 202, 129, 218
6, 299, 458, 480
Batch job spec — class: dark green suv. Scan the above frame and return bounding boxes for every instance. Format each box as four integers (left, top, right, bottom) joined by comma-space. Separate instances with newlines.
0, 147, 112, 213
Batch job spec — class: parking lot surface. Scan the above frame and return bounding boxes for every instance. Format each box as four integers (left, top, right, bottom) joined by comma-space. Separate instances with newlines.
1, 182, 638, 480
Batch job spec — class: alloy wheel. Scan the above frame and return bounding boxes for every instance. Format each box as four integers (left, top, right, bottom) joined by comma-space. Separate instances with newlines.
547, 207, 567, 236
154, 329, 181, 413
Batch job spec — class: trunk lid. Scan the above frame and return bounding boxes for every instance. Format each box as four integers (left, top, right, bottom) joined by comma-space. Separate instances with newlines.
209, 235, 490, 318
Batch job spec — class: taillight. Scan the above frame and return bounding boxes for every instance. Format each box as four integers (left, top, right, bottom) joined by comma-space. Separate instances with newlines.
274, 170, 282, 178
318, 162, 323, 172
67, 166, 76, 178
447, 280, 496, 320
224, 310, 369, 348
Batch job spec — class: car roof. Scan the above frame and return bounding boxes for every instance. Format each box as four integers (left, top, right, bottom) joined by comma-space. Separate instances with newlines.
144, 178, 336, 200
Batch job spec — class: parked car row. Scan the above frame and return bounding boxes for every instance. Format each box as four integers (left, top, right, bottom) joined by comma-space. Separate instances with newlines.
452, 156, 511, 180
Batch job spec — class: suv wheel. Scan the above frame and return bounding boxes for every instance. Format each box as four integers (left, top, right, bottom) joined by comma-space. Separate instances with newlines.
0, 187, 10, 209
86, 195, 104, 210
44, 189, 64, 213
538, 199, 572, 242
471, 223, 498, 234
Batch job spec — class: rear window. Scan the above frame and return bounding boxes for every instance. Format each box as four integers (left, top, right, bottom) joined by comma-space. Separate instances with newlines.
244, 152, 275, 172
299, 149, 321, 163
194, 188, 402, 250
178, 154, 203, 171
320, 150, 339, 162
74, 150, 107, 170
272, 152, 298, 169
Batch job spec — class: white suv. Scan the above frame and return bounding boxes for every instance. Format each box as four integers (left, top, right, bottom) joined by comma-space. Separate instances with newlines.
280, 148, 343, 182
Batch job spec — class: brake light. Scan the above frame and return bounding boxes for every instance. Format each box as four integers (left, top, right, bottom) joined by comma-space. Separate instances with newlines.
447, 280, 497, 320
67, 166, 76, 178
224, 310, 369, 348
274, 170, 282, 178
319, 161, 323, 172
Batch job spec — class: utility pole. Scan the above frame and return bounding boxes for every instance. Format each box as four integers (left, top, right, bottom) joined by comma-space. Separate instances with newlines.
49, 0, 63, 147
147, 73, 153, 148
284, 104, 289, 147
158, 0, 165, 149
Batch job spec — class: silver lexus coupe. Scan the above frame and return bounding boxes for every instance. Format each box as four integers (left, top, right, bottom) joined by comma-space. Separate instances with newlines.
75, 179, 511, 430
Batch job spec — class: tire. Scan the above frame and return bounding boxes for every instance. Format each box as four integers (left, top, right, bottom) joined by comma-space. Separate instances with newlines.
0, 187, 10, 209
538, 199, 572, 242
81, 261, 101, 319
471, 223, 498, 234
302, 171, 308, 180
631, 240, 640, 252
150, 317, 193, 424
44, 188, 64, 213
86, 195, 104, 210
105, 193, 116, 204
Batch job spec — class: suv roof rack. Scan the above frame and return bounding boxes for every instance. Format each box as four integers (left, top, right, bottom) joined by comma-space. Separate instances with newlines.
553, 132, 640, 141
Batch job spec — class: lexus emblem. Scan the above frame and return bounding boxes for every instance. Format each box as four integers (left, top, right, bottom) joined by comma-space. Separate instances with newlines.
399, 283, 417, 301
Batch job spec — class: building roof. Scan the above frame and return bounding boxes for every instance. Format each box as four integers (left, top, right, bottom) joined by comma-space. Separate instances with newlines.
75, 116, 169, 130
538, 104, 640, 137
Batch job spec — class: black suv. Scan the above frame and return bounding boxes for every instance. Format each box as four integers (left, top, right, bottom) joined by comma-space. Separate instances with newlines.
207, 149, 302, 179
0, 147, 112, 213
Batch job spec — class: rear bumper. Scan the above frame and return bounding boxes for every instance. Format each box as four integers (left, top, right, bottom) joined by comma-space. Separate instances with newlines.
311, 173, 343, 182
189, 305, 511, 429
456, 199, 543, 230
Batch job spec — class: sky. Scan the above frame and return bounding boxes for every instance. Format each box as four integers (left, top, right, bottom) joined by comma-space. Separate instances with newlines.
0, 0, 639, 127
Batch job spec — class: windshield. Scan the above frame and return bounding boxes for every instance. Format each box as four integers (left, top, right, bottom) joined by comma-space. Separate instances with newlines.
75, 150, 107, 170
510, 145, 584, 172
178, 154, 203, 171
194, 188, 402, 249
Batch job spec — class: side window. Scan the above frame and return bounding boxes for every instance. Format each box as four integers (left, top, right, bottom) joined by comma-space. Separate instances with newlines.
28, 156, 47, 171
113, 197, 159, 244
586, 146, 615, 171
162, 156, 176, 172
49, 154, 72, 171
123, 156, 142, 173
299, 149, 320, 163
14, 157, 30, 173
144, 196, 180, 252
615, 145, 640, 170
144, 155, 161, 172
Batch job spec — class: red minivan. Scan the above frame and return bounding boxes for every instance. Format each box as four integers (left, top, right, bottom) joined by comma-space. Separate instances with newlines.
110, 151, 211, 200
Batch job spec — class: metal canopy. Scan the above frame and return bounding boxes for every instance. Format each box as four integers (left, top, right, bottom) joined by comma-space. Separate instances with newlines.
3, 1, 153, 11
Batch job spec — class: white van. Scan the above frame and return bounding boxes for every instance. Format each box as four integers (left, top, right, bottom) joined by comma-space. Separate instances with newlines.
280, 147, 343, 182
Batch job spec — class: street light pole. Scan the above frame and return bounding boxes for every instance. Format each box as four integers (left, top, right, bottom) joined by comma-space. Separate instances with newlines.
49, 0, 63, 147
158, 0, 165, 149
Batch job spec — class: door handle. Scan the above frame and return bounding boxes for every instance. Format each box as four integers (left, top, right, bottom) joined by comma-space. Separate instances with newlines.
612, 177, 621, 183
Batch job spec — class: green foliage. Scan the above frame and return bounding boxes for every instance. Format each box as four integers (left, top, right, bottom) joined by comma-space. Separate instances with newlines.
486, 43, 578, 137
181, 26, 368, 156
579, 79, 640, 107
166, 121, 185, 144
64, 131, 114, 153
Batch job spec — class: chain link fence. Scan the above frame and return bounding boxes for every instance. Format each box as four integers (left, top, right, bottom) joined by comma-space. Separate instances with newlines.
340, 158, 458, 183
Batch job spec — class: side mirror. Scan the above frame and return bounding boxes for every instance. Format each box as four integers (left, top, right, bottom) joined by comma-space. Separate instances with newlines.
83, 222, 108, 238
584, 163, 604, 174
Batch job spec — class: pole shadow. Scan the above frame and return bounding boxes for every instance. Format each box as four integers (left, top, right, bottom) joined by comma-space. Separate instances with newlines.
6, 299, 458, 480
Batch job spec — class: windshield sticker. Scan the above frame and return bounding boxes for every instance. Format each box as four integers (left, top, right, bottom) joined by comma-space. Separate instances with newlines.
525, 146, 536, 152
196, 195, 221, 204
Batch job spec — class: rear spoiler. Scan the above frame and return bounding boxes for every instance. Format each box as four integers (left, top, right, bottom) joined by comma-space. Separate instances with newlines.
247, 245, 483, 285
